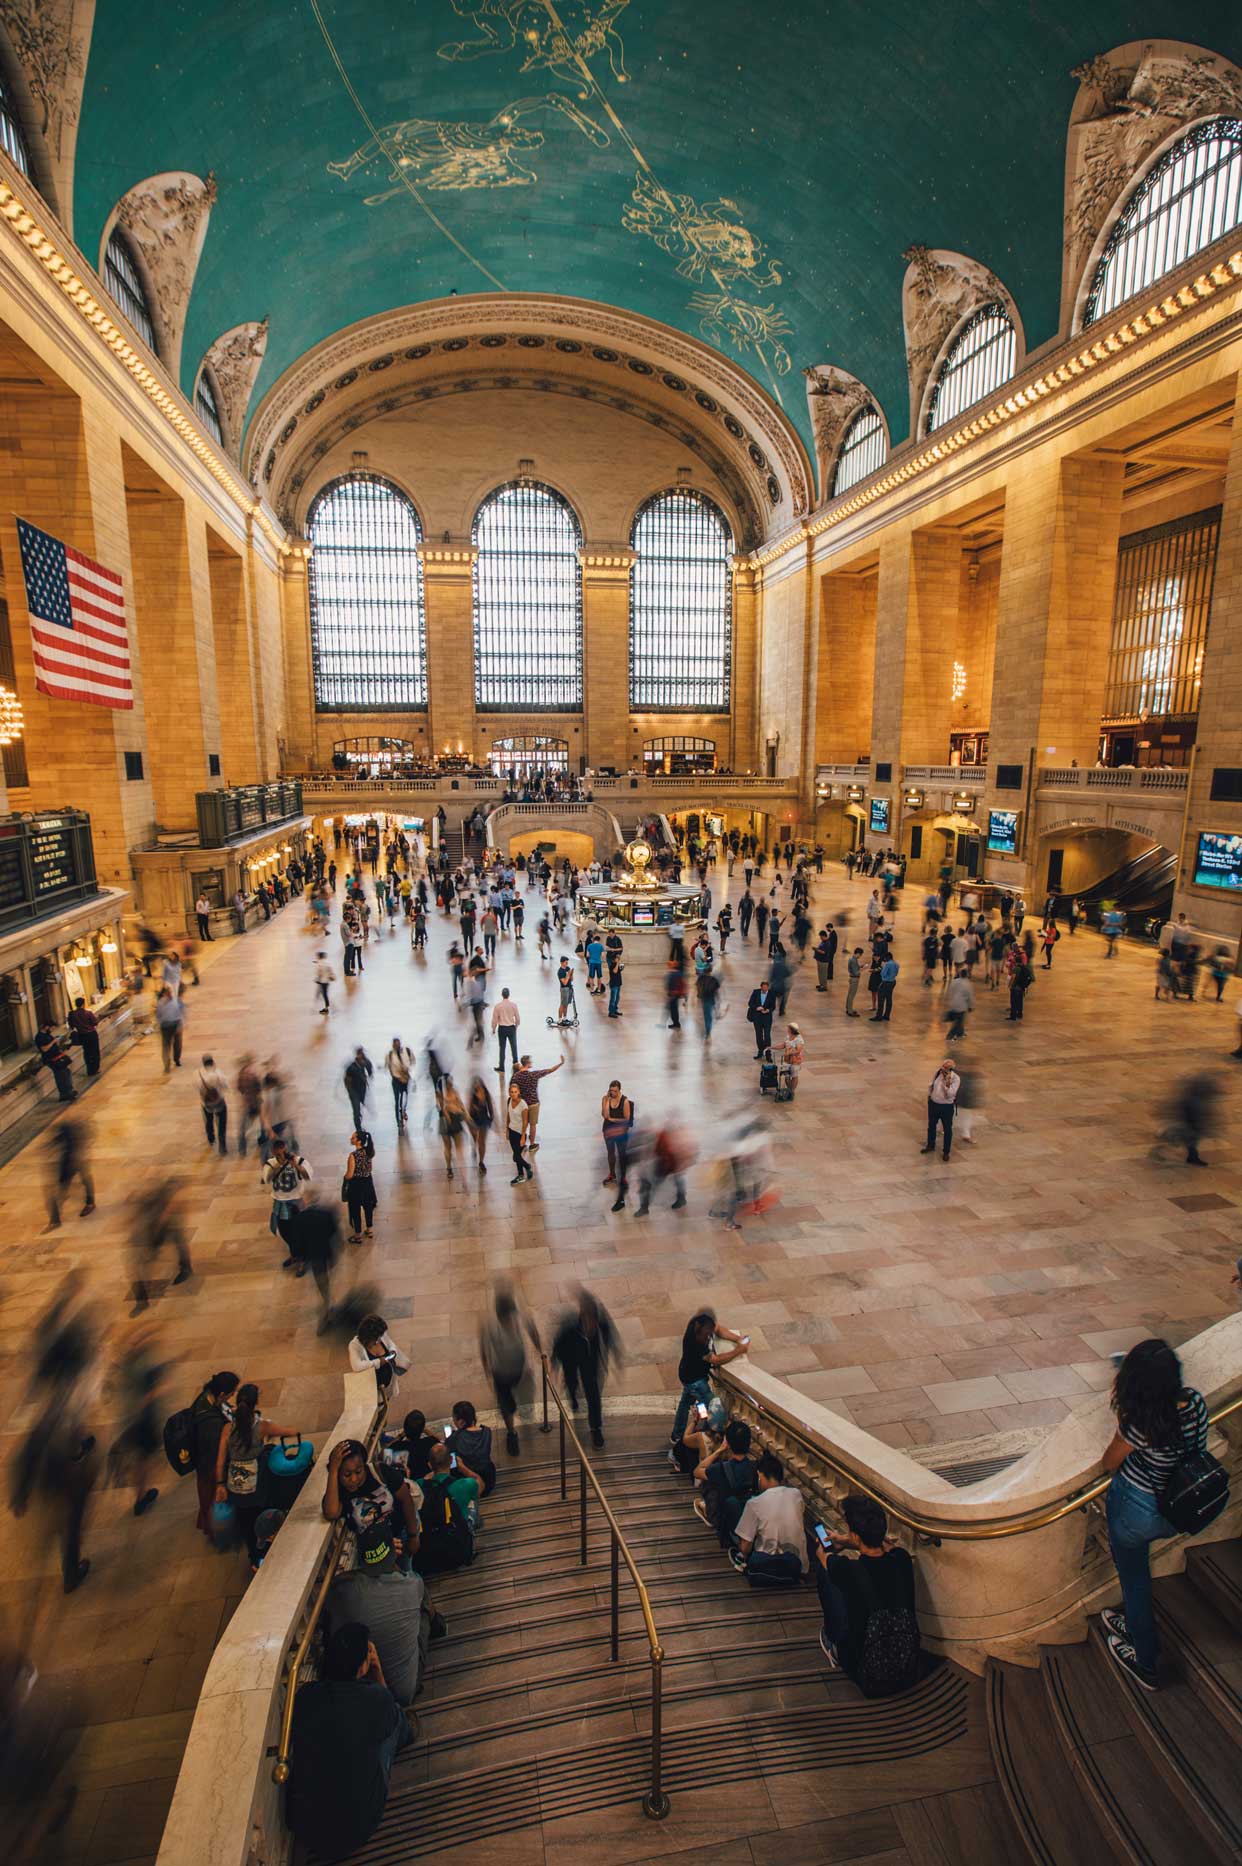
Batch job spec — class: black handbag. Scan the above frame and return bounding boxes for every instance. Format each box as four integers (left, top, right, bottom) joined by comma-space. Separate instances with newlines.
1159, 1448, 1229, 1536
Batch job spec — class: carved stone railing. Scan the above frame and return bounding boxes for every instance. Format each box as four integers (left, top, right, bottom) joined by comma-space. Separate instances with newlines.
1038, 767, 1189, 794
485, 800, 625, 856
157, 1371, 382, 1866
902, 764, 988, 786
714, 1312, 1242, 1675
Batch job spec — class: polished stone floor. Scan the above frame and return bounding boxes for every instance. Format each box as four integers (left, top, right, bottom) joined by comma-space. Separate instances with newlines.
2, 855, 1240, 1862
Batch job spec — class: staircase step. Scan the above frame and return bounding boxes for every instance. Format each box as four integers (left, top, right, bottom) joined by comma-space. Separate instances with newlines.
1085, 1619, 1242, 1862
1043, 1636, 1229, 1864
986, 1659, 1126, 1866
1153, 1571, 1242, 1729
1185, 1536, 1242, 1626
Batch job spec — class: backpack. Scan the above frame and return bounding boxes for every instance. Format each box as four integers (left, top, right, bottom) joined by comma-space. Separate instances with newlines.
854, 1565, 920, 1698
413, 1479, 474, 1574
1159, 1448, 1229, 1535
163, 1407, 196, 1477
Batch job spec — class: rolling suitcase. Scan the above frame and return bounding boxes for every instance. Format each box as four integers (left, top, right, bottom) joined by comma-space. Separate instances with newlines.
758, 1048, 779, 1094
264, 1434, 315, 1511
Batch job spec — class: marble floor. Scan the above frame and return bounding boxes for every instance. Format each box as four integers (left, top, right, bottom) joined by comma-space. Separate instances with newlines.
2, 856, 1240, 1863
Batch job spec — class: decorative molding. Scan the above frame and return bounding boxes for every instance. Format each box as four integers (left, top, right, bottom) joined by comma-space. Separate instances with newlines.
901, 245, 1021, 436
1065, 41, 1242, 331
747, 239, 1242, 571
200, 317, 268, 458
0, 169, 292, 557
0, 0, 93, 227
242, 295, 812, 530
273, 368, 764, 552
802, 365, 880, 503
579, 550, 636, 575
417, 546, 478, 567
110, 169, 216, 379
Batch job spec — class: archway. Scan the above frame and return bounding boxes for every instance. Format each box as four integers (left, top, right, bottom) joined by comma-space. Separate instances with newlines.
1037, 825, 1175, 923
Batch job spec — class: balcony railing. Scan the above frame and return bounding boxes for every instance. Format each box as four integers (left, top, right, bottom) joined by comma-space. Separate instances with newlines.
1038, 767, 1189, 793
816, 763, 871, 783
294, 771, 798, 799
901, 764, 987, 786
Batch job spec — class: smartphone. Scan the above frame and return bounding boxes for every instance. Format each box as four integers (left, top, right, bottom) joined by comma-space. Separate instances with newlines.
813, 1523, 832, 1550
695, 1402, 710, 1419
741, 1335, 751, 1348
450, 1454, 458, 1471
443, 1425, 453, 1440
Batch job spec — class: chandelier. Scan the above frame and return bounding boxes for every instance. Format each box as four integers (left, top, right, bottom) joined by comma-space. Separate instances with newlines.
0, 686, 23, 747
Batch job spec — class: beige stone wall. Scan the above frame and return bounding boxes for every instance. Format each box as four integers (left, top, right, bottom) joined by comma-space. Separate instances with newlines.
816, 567, 876, 766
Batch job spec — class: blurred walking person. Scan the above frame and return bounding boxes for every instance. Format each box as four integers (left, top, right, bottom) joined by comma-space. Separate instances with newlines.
551, 1288, 621, 1449
44, 1117, 95, 1229
129, 1176, 192, 1313
480, 1281, 540, 1456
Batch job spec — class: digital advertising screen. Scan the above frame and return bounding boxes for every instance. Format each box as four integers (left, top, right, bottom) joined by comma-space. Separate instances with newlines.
1194, 831, 1242, 891
869, 798, 890, 835
987, 809, 1019, 855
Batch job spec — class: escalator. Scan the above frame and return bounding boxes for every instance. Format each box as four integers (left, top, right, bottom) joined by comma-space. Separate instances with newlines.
1050, 843, 1176, 932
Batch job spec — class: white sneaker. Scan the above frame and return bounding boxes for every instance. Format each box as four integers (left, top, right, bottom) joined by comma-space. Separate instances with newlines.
692, 1496, 710, 1526
819, 1629, 841, 1669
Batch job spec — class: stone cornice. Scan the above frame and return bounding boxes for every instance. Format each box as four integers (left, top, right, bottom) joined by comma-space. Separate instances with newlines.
0, 159, 294, 561
750, 237, 1242, 571
418, 546, 478, 570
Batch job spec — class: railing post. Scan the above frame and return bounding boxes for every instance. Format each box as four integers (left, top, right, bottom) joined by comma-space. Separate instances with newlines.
559, 1406, 567, 1500
580, 1457, 588, 1566
540, 1355, 552, 1433
610, 1533, 620, 1661
643, 1647, 669, 1819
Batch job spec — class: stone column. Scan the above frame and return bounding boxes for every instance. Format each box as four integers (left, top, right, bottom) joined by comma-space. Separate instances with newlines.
278, 545, 315, 769
731, 559, 760, 772
1176, 378, 1242, 941
580, 551, 633, 773
985, 452, 1124, 883
902, 529, 961, 766
420, 548, 477, 761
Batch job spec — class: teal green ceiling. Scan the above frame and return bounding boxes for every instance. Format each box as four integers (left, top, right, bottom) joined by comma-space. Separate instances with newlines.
73, 2, 1242, 456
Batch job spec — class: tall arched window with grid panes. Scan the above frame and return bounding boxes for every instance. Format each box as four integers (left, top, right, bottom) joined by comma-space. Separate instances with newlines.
831, 405, 886, 497
103, 228, 159, 356
472, 482, 583, 711
629, 490, 732, 712
194, 367, 224, 446
307, 474, 427, 709
1084, 118, 1242, 326
925, 303, 1016, 434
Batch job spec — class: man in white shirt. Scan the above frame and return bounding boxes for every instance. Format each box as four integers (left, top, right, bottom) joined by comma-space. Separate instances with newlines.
945, 970, 974, 1042
314, 950, 335, 1015
385, 1038, 412, 1131
491, 988, 520, 1075
922, 1060, 960, 1161
194, 895, 213, 941
729, 1451, 808, 1583
197, 1054, 229, 1155
949, 931, 967, 969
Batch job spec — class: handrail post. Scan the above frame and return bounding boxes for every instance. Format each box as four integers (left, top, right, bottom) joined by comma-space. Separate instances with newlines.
643, 1647, 669, 1820
580, 1457, 588, 1566
559, 1405, 567, 1500
539, 1353, 552, 1432
610, 1533, 620, 1661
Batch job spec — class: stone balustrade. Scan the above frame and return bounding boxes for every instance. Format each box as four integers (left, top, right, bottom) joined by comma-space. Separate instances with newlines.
901, 764, 988, 785
1038, 766, 1190, 793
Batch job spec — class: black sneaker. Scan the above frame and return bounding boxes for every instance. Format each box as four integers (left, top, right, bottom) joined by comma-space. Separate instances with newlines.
591, 1429, 605, 1449
428, 1611, 448, 1641
505, 1430, 520, 1456
818, 1628, 841, 1669
64, 1559, 90, 1594
1106, 1632, 1157, 1690
1100, 1608, 1126, 1640
134, 1488, 159, 1516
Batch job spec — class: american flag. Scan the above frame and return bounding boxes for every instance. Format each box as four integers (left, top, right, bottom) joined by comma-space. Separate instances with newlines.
16, 518, 133, 710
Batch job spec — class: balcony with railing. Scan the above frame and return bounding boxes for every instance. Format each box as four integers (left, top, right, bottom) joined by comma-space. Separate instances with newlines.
901, 764, 988, 787
1038, 767, 1190, 794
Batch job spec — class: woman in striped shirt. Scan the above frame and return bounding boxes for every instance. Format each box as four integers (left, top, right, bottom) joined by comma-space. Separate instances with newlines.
1099, 1338, 1208, 1690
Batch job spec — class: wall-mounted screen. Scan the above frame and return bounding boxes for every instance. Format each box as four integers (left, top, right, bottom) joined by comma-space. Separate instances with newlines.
1194, 831, 1242, 890
987, 809, 1019, 855
869, 798, 890, 835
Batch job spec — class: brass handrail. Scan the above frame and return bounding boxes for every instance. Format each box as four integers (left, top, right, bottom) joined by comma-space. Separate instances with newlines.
715, 1366, 1242, 1543
272, 1396, 388, 1785
540, 1355, 669, 1820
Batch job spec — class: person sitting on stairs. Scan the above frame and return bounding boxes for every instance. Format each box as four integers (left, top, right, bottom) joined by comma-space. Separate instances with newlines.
729, 1450, 808, 1585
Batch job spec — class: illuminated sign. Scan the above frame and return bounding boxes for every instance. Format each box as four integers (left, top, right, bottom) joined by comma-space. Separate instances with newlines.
1194, 831, 1242, 891
987, 809, 1019, 855
869, 798, 890, 835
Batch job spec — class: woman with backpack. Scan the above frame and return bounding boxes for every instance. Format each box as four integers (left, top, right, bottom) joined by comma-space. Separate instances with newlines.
186, 1371, 239, 1540
436, 1075, 467, 1178
1099, 1339, 1214, 1690
214, 1382, 299, 1566
341, 1128, 377, 1243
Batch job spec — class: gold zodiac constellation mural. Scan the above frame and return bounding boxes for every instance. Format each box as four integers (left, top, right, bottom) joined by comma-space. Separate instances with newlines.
320, 0, 790, 393
438, 0, 631, 94
327, 93, 609, 200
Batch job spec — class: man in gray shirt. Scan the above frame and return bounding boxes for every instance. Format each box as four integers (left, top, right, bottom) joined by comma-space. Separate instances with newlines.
330, 1527, 434, 1705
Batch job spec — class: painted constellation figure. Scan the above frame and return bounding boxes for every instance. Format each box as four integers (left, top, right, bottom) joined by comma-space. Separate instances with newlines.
622, 174, 782, 288
438, 0, 631, 93
690, 291, 792, 376
327, 93, 609, 201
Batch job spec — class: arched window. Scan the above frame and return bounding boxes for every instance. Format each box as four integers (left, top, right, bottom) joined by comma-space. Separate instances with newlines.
194, 367, 224, 446
629, 489, 732, 712
1084, 118, 1242, 326
831, 405, 886, 497
307, 474, 427, 709
490, 734, 569, 777
103, 229, 158, 355
643, 735, 716, 775
925, 303, 1016, 434
472, 482, 582, 711
0, 70, 30, 175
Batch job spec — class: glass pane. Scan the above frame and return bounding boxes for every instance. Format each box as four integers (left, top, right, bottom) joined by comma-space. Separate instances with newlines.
926, 304, 1016, 433
629, 490, 732, 711
308, 475, 427, 709
832, 406, 886, 496
1086, 120, 1242, 325
104, 232, 158, 354
473, 483, 583, 711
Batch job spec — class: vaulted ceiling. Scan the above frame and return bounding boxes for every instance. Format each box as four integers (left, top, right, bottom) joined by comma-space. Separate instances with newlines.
67, 1, 1242, 460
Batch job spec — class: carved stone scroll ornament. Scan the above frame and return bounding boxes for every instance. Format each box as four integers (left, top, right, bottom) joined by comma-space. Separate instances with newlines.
802, 365, 874, 501
113, 170, 217, 378
900, 246, 1012, 433
1064, 44, 1242, 324
0, 0, 94, 221
201, 319, 269, 456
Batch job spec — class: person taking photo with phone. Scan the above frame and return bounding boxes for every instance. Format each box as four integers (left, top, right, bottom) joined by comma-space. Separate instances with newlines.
669, 1310, 751, 1449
